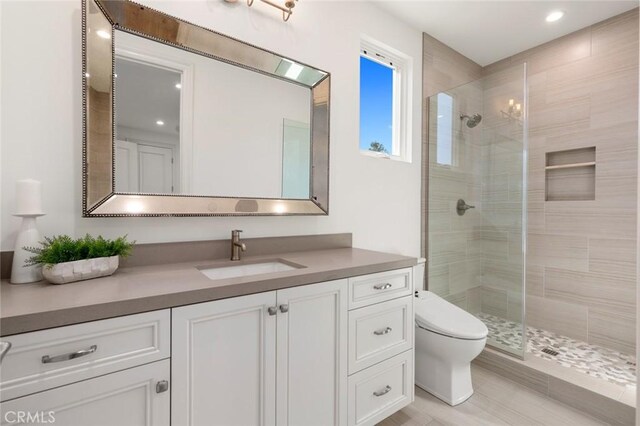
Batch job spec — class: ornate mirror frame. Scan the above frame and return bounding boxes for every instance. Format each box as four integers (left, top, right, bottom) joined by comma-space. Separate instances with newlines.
83, 0, 330, 217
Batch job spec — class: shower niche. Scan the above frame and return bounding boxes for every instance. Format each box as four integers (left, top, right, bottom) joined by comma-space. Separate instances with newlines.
545, 147, 596, 201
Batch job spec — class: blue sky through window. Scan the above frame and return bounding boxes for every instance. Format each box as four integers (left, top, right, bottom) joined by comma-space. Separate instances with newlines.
359, 56, 393, 152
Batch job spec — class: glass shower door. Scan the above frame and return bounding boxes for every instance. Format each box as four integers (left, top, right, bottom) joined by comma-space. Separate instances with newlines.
426, 63, 527, 358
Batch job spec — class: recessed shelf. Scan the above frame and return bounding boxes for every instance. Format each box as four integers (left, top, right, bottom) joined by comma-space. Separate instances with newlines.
545, 147, 595, 202
545, 161, 596, 171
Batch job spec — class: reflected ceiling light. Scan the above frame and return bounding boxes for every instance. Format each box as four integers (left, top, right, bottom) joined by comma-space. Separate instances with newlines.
85, 72, 90, 78
96, 29, 111, 39
285, 62, 304, 79
545, 10, 565, 22
156, 120, 165, 126
274, 202, 287, 214
175, 83, 182, 89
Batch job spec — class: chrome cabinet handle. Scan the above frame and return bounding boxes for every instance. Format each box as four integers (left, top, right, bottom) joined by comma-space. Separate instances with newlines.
279, 304, 289, 313
42, 345, 97, 364
0, 342, 11, 363
268, 306, 278, 316
156, 380, 169, 394
373, 283, 392, 290
373, 385, 392, 397
373, 327, 392, 336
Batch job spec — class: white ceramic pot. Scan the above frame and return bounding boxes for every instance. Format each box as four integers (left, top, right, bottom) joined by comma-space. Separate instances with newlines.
42, 256, 119, 284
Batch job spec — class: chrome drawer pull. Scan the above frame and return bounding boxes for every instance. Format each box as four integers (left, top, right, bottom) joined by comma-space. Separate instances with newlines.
373, 385, 392, 397
373, 283, 392, 290
268, 306, 278, 316
0, 341, 11, 363
373, 327, 392, 336
42, 345, 97, 364
279, 304, 289, 313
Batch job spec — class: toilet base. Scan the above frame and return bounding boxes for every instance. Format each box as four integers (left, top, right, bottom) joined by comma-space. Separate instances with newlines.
415, 380, 474, 406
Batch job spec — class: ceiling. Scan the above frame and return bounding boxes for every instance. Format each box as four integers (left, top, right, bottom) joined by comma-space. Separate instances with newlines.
115, 58, 181, 138
371, 1, 638, 66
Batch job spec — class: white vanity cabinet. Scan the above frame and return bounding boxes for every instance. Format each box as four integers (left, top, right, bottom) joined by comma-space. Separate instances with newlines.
171, 279, 348, 426
0, 310, 171, 426
347, 268, 415, 426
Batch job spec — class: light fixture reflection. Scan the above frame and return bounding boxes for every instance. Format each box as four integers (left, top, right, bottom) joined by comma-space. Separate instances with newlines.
96, 29, 111, 39
125, 200, 144, 214
156, 120, 165, 126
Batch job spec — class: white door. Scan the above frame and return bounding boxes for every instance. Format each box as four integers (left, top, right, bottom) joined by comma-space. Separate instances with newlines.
276, 279, 348, 426
138, 144, 173, 193
0, 360, 170, 426
172, 292, 277, 426
115, 140, 139, 192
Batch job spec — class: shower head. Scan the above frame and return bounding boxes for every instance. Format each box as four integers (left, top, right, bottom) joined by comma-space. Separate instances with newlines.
460, 113, 482, 128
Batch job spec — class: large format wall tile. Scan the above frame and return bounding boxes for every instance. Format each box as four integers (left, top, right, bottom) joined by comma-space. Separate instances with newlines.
526, 295, 589, 342
588, 308, 636, 355
527, 233, 589, 272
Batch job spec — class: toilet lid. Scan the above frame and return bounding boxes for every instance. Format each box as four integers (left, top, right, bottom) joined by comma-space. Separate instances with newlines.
415, 291, 488, 340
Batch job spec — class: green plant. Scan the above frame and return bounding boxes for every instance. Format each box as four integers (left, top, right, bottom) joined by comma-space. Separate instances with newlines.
24, 234, 135, 267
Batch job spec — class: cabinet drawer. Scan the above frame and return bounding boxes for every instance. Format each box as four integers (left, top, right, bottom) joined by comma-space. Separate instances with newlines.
0, 359, 170, 426
348, 296, 413, 374
1, 310, 170, 402
347, 350, 413, 426
348, 268, 412, 309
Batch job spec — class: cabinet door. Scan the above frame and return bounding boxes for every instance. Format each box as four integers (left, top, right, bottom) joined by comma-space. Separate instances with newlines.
0, 359, 169, 426
276, 279, 348, 426
172, 292, 277, 426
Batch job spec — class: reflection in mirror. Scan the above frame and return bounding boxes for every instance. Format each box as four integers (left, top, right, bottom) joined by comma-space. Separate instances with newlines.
115, 57, 181, 193
113, 30, 312, 199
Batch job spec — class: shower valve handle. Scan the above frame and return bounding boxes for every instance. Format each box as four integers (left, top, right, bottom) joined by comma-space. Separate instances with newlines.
456, 199, 475, 216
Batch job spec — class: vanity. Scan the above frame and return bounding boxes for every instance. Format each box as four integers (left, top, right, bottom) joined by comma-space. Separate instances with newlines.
0, 241, 416, 426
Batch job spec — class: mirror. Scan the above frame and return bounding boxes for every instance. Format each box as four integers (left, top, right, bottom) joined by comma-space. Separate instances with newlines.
83, 0, 330, 216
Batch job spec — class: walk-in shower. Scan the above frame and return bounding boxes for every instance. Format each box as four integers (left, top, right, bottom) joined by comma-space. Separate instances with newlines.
426, 63, 527, 358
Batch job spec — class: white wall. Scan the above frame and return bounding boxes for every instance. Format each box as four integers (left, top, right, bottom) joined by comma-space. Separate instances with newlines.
0, 0, 423, 258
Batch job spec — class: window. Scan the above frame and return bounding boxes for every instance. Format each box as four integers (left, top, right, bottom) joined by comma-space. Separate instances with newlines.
435, 93, 453, 166
359, 38, 411, 161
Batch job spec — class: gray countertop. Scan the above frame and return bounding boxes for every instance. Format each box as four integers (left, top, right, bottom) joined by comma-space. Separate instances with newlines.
0, 248, 416, 336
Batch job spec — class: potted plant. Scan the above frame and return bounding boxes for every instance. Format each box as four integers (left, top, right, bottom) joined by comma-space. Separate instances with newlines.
25, 234, 134, 284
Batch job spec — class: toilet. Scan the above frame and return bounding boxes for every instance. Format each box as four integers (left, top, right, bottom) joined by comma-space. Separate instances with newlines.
413, 260, 488, 406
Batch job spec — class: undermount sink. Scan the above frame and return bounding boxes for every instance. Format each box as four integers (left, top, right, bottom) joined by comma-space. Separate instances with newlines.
198, 260, 303, 280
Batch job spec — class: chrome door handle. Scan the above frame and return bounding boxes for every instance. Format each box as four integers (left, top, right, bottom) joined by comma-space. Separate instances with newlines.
373, 385, 392, 397
42, 345, 97, 364
373, 283, 392, 290
0, 342, 11, 363
373, 327, 392, 336
279, 304, 289, 313
268, 306, 278, 316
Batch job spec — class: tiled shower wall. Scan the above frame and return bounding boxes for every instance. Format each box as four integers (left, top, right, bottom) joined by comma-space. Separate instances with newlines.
484, 9, 639, 355
421, 34, 483, 304
423, 8, 639, 355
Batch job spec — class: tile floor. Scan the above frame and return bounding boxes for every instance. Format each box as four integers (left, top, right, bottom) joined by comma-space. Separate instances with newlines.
377, 365, 610, 426
477, 313, 637, 388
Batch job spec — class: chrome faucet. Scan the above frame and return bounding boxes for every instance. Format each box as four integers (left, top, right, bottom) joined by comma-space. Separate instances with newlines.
230, 230, 247, 261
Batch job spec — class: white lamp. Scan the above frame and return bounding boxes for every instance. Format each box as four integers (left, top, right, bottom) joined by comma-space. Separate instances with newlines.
10, 179, 45, 284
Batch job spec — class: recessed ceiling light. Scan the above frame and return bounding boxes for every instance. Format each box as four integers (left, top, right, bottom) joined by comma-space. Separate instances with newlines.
175, 83, 182, 89
96, 30, 111, 39
546, 10, 565, 23
156, 120, 165, 126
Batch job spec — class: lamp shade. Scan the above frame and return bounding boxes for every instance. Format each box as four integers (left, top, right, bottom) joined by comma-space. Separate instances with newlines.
14, 179, 44, 216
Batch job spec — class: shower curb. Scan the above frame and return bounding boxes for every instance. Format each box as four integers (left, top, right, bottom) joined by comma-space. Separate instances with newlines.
474, 348, 635, 425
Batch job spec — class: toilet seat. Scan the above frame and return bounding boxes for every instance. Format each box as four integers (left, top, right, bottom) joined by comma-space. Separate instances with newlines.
415, 291, 488, 340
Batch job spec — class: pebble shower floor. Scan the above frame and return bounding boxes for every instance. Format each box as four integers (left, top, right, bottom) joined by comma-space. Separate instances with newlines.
476, 312, 636, 388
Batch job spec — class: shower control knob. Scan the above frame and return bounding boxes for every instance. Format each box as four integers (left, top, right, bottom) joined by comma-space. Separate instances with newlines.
456, 199, 475, 216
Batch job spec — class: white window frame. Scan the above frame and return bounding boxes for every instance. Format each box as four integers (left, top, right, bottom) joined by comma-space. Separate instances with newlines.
359, 36, 412, 162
